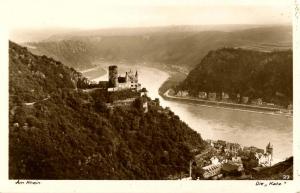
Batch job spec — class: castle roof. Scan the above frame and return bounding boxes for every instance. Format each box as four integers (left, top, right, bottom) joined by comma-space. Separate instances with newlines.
118, 77, 126, 83
141, 87, 148, 92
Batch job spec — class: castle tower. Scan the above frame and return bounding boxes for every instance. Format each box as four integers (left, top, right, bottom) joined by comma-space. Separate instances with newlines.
266, 142, 273, 162
108, 65, 118, 88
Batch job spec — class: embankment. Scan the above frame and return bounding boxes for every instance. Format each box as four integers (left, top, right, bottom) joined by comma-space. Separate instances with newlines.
162, 89, 292, 117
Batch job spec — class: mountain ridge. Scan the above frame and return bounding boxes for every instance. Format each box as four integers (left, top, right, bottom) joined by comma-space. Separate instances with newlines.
25, 25, 292, 70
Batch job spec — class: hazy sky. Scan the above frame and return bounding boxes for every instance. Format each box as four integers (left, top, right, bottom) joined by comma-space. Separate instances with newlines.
0, 0, 293, 30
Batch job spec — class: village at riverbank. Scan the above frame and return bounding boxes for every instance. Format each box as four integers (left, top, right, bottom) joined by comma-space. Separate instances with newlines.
162, 89, 293, 117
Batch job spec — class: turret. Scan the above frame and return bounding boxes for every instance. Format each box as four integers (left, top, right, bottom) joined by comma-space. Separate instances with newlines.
125, 72, 129, 82
135, 70, 138, 82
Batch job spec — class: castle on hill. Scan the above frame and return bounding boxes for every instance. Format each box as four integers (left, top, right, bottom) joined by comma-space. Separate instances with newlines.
107, 65, 141, 92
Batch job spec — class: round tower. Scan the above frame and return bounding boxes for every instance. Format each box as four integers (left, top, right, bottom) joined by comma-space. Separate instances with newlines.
109, 65, 118, 88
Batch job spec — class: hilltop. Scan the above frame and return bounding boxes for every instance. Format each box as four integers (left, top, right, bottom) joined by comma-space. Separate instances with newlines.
177, 48, 292, 107
9, 41, 205, 179
23, 25, 292, 70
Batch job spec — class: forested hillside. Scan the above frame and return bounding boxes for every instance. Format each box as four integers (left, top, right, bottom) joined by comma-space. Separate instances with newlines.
25, 26, 292, 70
9, 41, 205, 179
178, 48, 293, 106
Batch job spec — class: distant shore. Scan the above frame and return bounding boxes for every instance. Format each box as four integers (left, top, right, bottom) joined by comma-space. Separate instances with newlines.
162, 89, 293, 117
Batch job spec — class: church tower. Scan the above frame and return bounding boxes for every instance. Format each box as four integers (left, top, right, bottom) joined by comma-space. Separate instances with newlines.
266, 142, 273, 165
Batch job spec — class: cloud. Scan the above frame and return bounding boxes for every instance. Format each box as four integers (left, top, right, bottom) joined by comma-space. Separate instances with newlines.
0, 0, 292, 29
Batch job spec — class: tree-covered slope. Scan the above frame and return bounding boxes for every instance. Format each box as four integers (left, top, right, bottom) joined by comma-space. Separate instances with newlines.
9, 41, 205, 179
179, 48, 292, 106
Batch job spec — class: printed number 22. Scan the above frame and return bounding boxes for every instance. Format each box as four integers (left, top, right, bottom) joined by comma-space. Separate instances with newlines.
283, 175, 290, 180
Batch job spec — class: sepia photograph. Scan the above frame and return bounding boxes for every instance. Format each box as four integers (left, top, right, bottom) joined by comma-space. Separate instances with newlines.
0, 0, 299, 192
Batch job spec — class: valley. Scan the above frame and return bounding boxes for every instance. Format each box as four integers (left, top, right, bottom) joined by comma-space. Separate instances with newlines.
22, 25, 292, 70
9, 24, 293, 180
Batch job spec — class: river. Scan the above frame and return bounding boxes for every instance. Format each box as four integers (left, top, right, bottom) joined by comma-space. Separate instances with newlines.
91, 65, 293, 163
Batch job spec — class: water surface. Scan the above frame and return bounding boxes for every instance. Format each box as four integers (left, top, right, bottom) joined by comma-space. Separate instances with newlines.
92, 65, 293, 163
